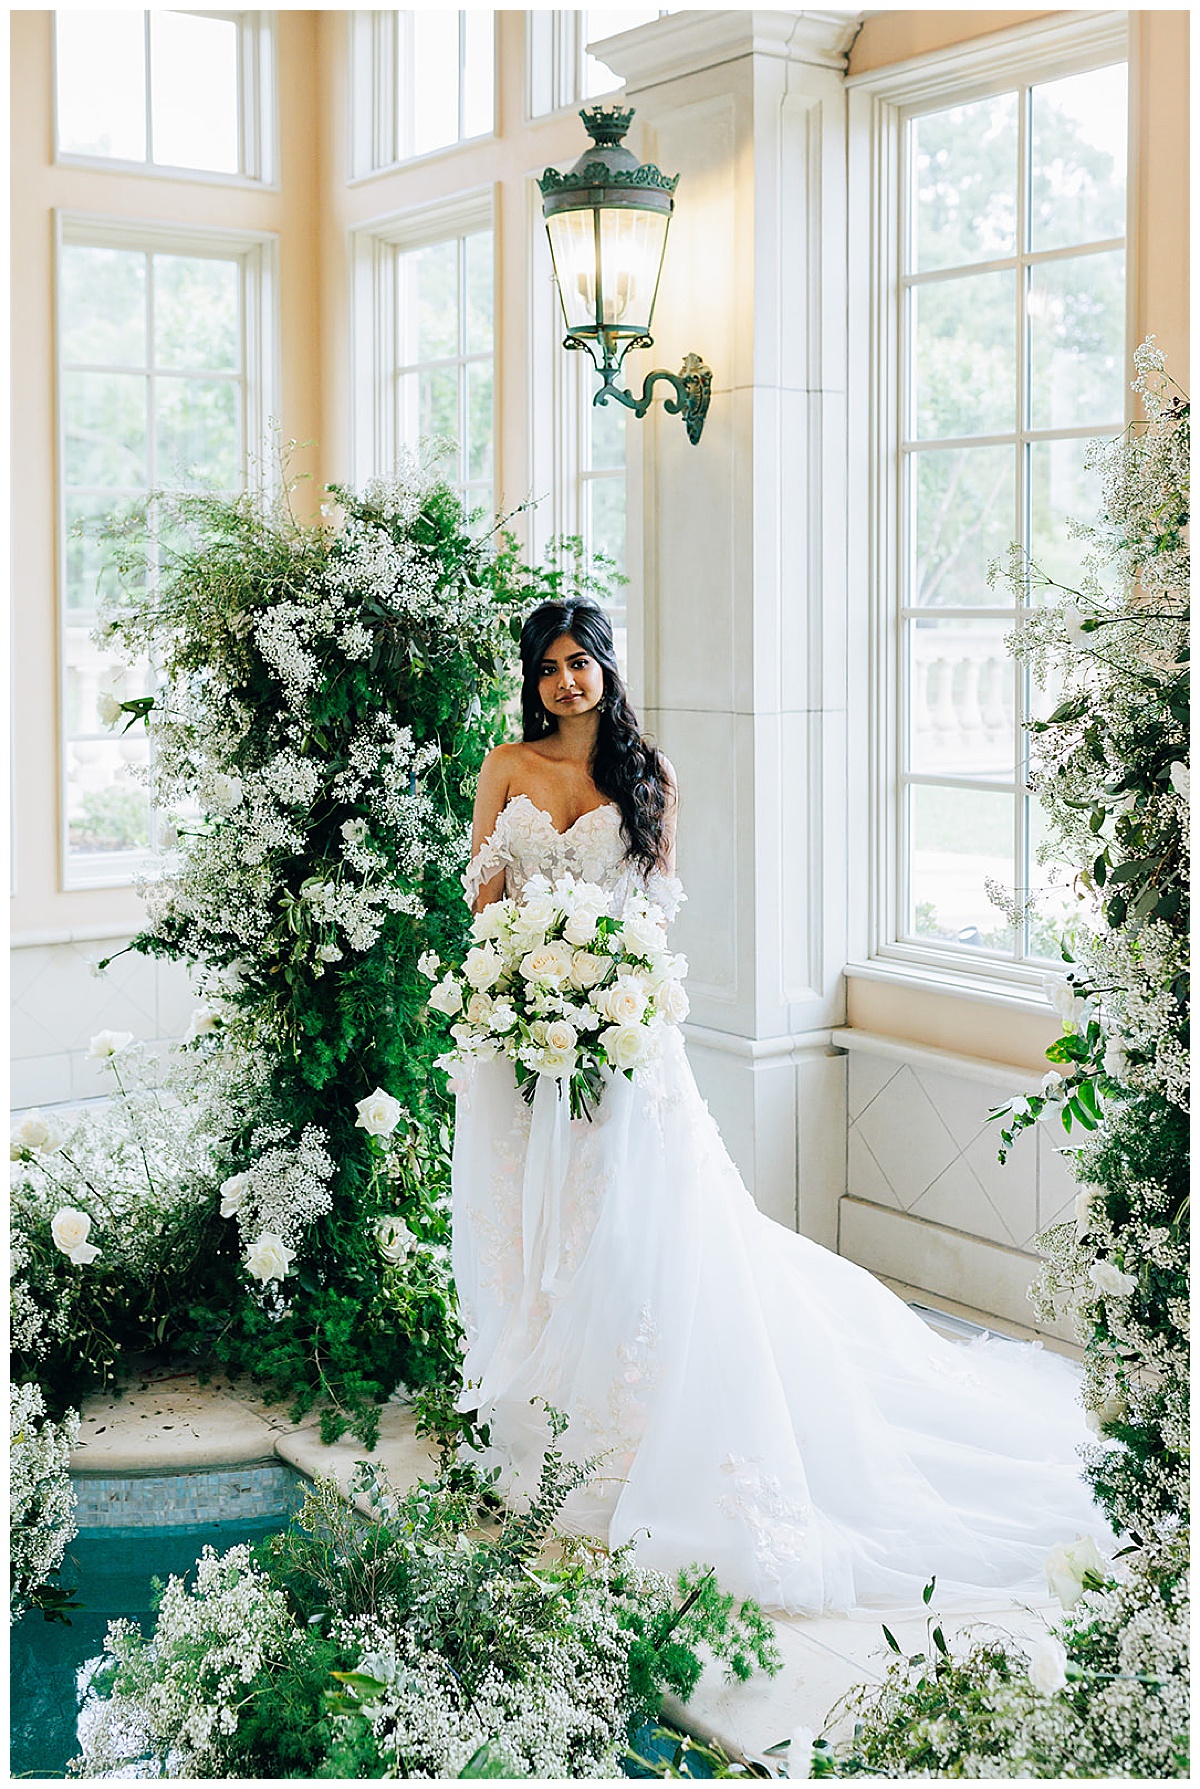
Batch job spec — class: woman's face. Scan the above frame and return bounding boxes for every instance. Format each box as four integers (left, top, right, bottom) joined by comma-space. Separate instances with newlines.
537, 633, 606, 720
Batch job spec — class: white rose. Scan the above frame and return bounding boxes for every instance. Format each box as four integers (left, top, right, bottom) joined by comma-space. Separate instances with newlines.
51, 1207, 101, 1265
211, 773, 243, 812
538, 1045, 577, 1077
544, 1019, 578, 1055
563, 903, 606, 947
463, 945, 504, 991
355, 1087, 405, 1137
341, 817, 369, 845
87, 1029, 134, 1060
601, 1022, 652, 1071
655, 977, 690, 1024
518, 892, 558, 934
621, 912, 667, 959
1102, 1038, 1128, 1080
97, 692, 124, 727
1168, 760, 1189, 800
1061, 603, 1089, 649
245, 1232, 295, 1283
1074, 1187, 1099, 1238
788, 1726, 815, 1779
519, 941, 574, 985
11, 1110, 63, 1157
470, 901, 508, 942
466, 991, 494, 1027
417, 950, 441, 979
185, 1005, 221, 1041
594, 975, 647, 1026
1028, 1634, 1069, 1696
569, 949, 610, 990
1085, 1390, 1126, 1435
1043, 976, 1087, 1025
376, 1215, 416, 1264
429, 976, 464, 1016
1089, 1260, 1137, 1298
219, 1172, 250, 1218
317, 943, 343, 964
1044, 1536, 1108, 1610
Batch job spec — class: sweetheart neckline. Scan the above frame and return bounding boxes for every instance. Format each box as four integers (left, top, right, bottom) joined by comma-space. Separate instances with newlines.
501, 791, 619, 840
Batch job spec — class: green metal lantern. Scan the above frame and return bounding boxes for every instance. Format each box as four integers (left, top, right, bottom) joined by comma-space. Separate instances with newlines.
539, 105, 712, 445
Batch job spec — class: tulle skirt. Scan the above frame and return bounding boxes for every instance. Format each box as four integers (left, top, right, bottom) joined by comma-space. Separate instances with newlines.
451, 1028, 1111, 1615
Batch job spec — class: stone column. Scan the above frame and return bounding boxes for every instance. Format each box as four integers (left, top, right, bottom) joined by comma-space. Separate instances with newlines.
594, 10, 858, 1244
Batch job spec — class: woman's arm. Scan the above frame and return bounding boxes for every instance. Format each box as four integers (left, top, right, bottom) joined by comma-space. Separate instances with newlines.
469, 745, 513, 911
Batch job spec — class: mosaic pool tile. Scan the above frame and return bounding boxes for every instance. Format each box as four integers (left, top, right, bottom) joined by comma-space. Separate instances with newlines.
72, 1462, 304, 1531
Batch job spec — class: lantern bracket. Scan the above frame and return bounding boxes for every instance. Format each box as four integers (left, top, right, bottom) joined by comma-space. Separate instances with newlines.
566, 333, 712, 446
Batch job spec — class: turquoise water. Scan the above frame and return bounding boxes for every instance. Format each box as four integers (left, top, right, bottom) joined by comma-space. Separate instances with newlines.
11, 1515, 293, 1780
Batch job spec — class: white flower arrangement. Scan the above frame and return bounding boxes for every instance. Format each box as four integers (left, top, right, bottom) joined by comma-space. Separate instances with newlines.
429, 874, 689, 1119
10, 1381, 79, 1624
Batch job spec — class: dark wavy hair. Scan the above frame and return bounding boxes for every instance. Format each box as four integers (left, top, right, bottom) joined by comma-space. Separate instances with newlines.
519, 600, 670, 875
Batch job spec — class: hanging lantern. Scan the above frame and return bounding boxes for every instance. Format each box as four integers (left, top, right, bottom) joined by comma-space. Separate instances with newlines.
539, 105, 712, 445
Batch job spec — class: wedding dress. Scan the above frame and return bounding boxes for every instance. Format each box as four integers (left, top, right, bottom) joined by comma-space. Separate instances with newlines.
451, 794, 1109, 1616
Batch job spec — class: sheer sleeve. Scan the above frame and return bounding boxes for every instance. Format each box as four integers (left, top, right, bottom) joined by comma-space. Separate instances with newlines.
462, 836, 507, 908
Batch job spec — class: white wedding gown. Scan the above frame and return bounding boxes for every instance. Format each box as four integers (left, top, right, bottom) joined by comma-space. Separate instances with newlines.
451, 795, 1109, 1616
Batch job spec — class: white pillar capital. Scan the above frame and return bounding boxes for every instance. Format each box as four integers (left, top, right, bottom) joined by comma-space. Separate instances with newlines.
588, 10, 862, 92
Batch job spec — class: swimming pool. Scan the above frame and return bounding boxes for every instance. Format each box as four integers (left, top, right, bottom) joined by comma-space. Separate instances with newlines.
10, 1464, 303, 1779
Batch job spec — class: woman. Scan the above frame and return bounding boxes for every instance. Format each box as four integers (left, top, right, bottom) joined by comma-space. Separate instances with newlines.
452, 598, 1109, 1617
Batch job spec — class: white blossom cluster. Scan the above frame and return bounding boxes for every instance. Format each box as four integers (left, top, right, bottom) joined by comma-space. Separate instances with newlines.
331, 1587, 634, 1779
217, 1120, 336, 1253
10, 1041, 216, 1364
75, 1544, 296, 1778
840, 1541, 1189, 1778
9, 1381, 78, 1623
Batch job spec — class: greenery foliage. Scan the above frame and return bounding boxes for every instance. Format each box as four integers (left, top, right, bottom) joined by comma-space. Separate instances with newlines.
827, 343, 1190, 1778
74, 1428, 780, 1779
84, 467, 609, 1439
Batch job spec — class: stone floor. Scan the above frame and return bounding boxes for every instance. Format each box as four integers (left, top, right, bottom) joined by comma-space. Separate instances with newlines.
69, 1283, 1077, 1766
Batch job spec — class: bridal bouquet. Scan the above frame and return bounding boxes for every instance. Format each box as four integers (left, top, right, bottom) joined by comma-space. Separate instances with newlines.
423, 874, 688, 1119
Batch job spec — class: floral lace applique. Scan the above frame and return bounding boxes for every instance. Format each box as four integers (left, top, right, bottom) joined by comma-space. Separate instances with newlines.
566, 1303, 663, 1519
717, 1454, 814, 1579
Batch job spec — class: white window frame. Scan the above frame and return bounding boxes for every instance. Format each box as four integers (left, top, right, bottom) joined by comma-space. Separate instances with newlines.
349, 191, 496, 492
526, 11, 668, 120
846, 10, 1132, 1006
347, 11, 497, 182
52, 10, 277, 188
55, 212, 280, 892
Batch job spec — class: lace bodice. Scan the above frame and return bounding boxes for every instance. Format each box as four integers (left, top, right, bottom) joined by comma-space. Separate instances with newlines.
462, 793, 684, 919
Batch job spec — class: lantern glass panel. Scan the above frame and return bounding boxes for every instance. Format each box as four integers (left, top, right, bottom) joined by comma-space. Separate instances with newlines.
547, 209, 601, 332
596, 206, 668, 332
547, 204, 669, 337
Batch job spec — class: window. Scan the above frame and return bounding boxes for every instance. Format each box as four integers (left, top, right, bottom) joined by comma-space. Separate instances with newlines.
349, 11, 494, 177
395, 228, 495, 517
850, 22, 1129, 989
528, 10, 665, 118
350, 199, 496, 513
54, 10, 274, 182
57, 218, 277, 887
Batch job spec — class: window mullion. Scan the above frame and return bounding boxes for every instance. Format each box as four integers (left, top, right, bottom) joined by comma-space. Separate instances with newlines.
143, 11, 154, 165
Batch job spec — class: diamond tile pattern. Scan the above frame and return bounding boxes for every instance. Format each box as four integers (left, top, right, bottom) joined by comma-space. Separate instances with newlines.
847, 1053, 1040, 1252
10, 941, 193, 1111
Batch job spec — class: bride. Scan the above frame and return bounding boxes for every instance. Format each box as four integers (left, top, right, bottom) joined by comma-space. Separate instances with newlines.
451, 598, 1109, 1617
